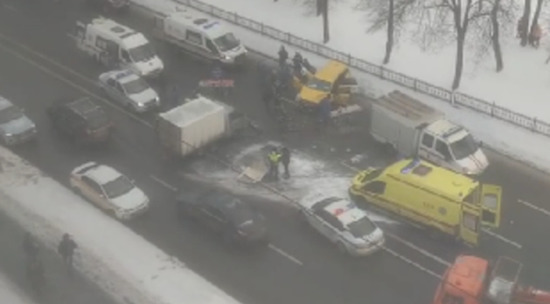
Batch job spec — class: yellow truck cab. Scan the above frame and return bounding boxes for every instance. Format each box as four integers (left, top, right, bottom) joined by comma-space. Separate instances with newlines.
349, 158, 502, 247
296, 60, 358, 107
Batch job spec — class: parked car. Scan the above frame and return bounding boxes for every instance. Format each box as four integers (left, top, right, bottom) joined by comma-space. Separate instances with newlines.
177, 191, 268, 246
0, 96, 37, 146
47, 97, 113, 144
70, 162, 149, 220
299, 193, 385, 256
98, 70, 160, 113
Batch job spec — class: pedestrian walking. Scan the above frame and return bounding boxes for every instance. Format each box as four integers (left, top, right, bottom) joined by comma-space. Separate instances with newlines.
267, 148, 282, 181
292, 52, 303, 77
58, 233, 77, 272
278, 46, 288, 67
280, 146, 291, 179
23, 232, 39, 265
530, 24, 542, 48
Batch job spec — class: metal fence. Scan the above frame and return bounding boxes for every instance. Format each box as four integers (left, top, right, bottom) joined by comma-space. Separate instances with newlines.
173, 0, 550, 137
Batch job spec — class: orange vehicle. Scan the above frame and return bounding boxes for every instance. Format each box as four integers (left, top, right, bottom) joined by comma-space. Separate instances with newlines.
433, 255, 550, 304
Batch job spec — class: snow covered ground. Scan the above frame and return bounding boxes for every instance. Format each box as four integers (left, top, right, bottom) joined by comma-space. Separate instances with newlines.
194, 0, 550, 124
0, 272, 36, 304
185, 141, 399, 225
130, 0, 550, 174
0, 147, 243, 304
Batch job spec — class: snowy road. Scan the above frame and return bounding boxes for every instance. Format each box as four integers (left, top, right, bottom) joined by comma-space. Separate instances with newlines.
1, 1, 550, 303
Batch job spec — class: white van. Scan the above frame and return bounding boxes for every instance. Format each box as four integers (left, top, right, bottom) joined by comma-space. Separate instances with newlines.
153, 10, 247, 66
74, 17, 164, 78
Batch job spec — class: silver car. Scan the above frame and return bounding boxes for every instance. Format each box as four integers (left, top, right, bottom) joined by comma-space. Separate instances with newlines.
299, 193, 385, 256
0, 96, 37, 146
98, 70, 160, 113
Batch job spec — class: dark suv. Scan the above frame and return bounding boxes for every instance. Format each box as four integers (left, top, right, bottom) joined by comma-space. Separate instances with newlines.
177, 191, 269, 247
47, 97, 113, 144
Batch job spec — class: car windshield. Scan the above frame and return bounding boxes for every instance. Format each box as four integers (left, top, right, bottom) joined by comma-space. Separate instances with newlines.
122, 78, 149, 95
225, 199, 255, 226
347, 217, 377, 238
0, 105, 23, 124
86, 109, 110, 130
450, 134, 479, 160
213, 33, 240, 52
306, 77, 332, 92
103, 175, 135, 199
128, 43, 156, 62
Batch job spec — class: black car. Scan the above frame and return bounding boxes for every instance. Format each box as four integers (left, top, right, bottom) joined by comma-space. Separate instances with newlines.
47, 97, 113, 144
177, 191, 269, 246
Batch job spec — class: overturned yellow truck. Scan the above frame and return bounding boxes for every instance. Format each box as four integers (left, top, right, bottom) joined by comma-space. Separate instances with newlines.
294, 60, 359, 108
349, 159, 502, 247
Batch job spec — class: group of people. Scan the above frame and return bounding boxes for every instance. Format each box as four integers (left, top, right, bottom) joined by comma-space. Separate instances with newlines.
278, 46, 316, 80
22, 232, 78, 294
517, 17, 542, 48
267, 146, 291, 181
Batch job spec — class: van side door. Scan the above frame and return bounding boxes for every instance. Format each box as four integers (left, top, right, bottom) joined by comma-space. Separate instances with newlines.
459, 204, 480, 247
434, 139, 453, 166
478, 184, 502, 228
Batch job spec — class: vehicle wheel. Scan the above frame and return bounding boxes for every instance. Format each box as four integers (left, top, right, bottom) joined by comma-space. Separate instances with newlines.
336, 242, 348, 254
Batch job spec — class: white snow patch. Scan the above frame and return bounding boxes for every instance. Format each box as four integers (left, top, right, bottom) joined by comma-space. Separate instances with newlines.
0, 147, 243, 304
0, 272, 37, 304
188, 143, 398, 225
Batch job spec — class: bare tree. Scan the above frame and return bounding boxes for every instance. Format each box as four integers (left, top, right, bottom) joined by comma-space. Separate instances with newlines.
520, 0, 531, 46
490, 0, 503, 71
529, 0, 545, 46
421, 0, 490, 89
359, 0, 417, 64
468, 0, 516, 72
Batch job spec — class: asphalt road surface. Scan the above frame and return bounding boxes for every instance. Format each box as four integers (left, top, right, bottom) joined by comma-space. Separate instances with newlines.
1, 1, 550, 304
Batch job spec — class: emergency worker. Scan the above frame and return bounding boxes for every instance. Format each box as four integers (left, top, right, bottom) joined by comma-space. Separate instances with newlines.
268, 148, 282, 180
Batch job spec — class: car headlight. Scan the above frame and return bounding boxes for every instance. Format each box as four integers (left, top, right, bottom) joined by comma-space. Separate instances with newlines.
4, 133, 13, 137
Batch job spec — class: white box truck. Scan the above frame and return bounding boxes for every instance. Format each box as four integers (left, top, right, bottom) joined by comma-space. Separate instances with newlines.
369, 90, 488, 175
156, 95, 246, 158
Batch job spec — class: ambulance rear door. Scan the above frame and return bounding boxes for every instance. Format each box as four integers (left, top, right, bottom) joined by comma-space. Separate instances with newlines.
479, 184, 502, 228
459, 204, 480, 247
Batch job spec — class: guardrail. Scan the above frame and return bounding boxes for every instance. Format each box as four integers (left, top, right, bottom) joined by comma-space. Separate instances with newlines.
168, 0, 550, 137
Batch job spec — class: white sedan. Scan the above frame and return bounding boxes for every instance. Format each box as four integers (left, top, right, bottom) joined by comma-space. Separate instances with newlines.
98, 70, 160, 113
299, 193, 384, 256
70, 162, 149, 220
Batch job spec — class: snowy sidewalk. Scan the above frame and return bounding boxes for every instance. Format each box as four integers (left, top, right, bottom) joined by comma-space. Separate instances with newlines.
0, 210, 116, 304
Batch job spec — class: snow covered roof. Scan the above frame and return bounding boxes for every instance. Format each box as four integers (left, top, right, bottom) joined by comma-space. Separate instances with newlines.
159, 95, 225, 128
82, 164, 121, 184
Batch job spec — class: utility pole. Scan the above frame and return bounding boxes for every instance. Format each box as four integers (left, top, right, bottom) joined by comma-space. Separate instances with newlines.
321, 0, 329, 43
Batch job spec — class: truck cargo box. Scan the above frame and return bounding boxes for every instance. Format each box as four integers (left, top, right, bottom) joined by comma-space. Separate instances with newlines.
157, 96, 227, 157
369, 91, 444, 157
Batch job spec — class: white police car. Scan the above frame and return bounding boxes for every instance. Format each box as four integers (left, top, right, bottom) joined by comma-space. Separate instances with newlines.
98, 70, 160, 113
299, 193, 385, 256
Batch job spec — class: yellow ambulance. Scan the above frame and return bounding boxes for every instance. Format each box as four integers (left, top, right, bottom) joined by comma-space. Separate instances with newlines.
348, 158, 502, 247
